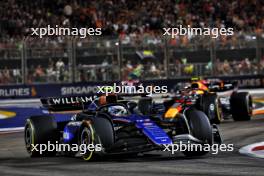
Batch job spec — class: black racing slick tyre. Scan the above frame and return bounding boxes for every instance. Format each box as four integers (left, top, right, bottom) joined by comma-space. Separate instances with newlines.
24, 115, 59, 157
198, 93, 222, 124
80, 115, 114, 161
93, 115, 114, 149
230, 92, 253, 121
183, 109, 213, 157
80, 121, 96, 161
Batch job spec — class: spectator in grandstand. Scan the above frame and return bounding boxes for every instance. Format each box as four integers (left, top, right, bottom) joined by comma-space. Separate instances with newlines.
1, 67, 13, 84
122, 60, 133, 80
222, 60, 232, 75
111, 59, 120, 80
79, 69, 87, 82
260, 57, 264, 73
128, 64, 143, 80
215, 59, 222, 75
55, 58, 66, 82
46, 63, 56, 82
149, 63, 159, 77
56, 59, 65, 70
12, 69, 22, 83
0, 71, 3, 84
34, 65, 45, 82
231, 60, 240, 75
101, 59, 109, 81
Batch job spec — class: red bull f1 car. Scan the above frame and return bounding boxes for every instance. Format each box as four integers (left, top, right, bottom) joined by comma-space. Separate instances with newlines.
172, 78, 253, 124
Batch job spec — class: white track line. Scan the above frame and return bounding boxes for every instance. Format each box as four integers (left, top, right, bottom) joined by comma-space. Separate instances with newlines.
0, 127, 24, 133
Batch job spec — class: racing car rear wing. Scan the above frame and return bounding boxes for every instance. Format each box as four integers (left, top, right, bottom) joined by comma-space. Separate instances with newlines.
191, 80, 238, 92
40, 95, 95, 111
208, 81, 238, 92
40, 93, 152, 112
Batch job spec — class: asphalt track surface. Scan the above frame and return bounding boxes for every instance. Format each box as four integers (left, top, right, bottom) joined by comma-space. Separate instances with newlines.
0, 116, 263, 176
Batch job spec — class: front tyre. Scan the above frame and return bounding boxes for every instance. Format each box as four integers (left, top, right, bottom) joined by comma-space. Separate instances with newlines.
80, 115, 114, 161
80, 122, 96, 161
182, 109, 213, 157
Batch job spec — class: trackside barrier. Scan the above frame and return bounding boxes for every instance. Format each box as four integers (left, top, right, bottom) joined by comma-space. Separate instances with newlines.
0, 75, 263, 99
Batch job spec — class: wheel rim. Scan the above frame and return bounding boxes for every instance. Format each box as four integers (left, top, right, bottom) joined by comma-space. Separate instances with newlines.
216, 98, 223, 122
81, 128, 91, 146
81, 126, 94, 161
247, 95, 253, 116
24, 121, 34, 154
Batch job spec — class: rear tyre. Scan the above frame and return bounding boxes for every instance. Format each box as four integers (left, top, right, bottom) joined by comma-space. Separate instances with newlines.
24, 115, 58, 157
182, 109, 213, 157
230, 92, 252, 121
198, 93, 222, 124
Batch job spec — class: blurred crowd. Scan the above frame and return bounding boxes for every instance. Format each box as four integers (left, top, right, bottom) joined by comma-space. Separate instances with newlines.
0, 67, 21, 84
214, 58, 260, 75
0, 0, 263, 84
0, 59, 69, 84
27, 58, 70, 83
1, 56, 264, 84
0, 0, 263, 48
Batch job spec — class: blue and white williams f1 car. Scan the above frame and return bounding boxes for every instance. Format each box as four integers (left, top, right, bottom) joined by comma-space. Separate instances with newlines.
24, 94, 222, 160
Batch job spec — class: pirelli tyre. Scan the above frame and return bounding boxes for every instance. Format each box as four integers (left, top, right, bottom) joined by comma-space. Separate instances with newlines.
230, 92, 253, 121
24, 115, 59, 157
80, 115, 114, 161
198, 93, 223, 124
79, 122, 96, 161
183, 109, 213, 157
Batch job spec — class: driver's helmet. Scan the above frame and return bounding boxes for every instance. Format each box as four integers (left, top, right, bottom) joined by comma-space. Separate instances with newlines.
99, 94, 117, 106
108, 105, 128, 117
99, 95, 107, 105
